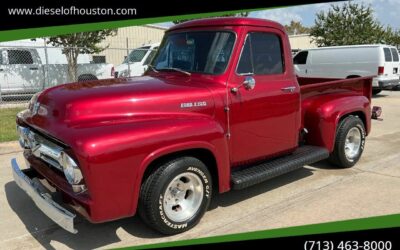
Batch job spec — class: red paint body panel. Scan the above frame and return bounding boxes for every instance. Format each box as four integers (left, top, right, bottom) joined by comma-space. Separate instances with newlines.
16, 18, 373, 223
227, 24, 300, 166
299, 76, 372, 151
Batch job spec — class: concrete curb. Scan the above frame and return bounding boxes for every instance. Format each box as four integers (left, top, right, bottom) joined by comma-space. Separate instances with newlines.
0, 141, 22, 155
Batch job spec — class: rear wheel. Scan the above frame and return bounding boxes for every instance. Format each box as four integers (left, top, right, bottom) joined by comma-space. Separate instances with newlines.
138, 157, 212, 235
329, 116, 366, 168
372, 89, 382, 95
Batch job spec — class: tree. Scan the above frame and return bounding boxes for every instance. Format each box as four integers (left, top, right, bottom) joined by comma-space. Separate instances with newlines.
383, 27, 400, 48
173, 12, 249, 24
285, 21, 311, 35
310, 2, 387, 47
48, 30, 117, 82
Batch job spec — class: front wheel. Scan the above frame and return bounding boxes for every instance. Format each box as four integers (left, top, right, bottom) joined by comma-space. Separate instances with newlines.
329, 115, 366, 168
139, 157, 212, 235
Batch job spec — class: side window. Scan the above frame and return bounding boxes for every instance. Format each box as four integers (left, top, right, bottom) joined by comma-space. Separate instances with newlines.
391, 48, 399, 62
293, 51, 308, 65
7, 50, 34, 64
92, 55, 106, 63
0, 51, 3, 65
237, 32, 284, 75
251, 33, 284, 75
129, 48, 149, 62
144, 47, 158, 65
384, 48, 392, 62
237, 36, 253, 74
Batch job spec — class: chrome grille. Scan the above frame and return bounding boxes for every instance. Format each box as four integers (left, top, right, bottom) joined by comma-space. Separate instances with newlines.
18, 125, 64, 171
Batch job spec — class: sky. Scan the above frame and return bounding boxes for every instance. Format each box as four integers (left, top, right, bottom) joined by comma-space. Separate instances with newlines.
157, 0, 400, 29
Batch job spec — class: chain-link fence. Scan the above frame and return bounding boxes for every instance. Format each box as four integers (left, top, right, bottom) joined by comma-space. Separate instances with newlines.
0, 42, 159, 107
0, 42, 158, 142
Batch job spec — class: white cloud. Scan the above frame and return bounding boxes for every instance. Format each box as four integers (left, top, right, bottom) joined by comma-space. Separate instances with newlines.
251, 9, 303, 25
250, 1, 400, 29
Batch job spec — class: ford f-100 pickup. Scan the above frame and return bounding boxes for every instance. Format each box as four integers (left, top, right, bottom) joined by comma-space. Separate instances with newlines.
12, 17, 381, 234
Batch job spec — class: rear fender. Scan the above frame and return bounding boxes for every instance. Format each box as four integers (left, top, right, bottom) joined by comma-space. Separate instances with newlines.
303, 95, 370, 152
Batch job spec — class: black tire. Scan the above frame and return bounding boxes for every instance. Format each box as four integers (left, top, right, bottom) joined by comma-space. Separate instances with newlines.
139, 157, 212, 235
329, 115, 366, 168
372, 89, 382, 95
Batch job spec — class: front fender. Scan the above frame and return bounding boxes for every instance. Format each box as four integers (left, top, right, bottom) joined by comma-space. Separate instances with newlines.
129, 117, 230, 215
75, 115, 229, 220
303, 95, 370, 152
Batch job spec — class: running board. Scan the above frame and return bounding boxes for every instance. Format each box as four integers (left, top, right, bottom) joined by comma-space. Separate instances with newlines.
231, 146, 329, 190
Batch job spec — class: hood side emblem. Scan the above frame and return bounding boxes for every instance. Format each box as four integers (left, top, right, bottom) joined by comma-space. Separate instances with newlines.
180, 101, 207, 108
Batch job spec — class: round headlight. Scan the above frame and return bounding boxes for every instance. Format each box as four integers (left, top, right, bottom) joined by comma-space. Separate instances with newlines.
60, 152, 83, 185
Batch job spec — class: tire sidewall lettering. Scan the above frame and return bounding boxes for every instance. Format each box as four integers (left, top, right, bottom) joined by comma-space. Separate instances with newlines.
357, 123, 366, 151
187, 166, 211, 198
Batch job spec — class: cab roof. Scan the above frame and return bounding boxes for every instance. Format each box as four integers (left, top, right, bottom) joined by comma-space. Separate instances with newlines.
168, 17, 285, 32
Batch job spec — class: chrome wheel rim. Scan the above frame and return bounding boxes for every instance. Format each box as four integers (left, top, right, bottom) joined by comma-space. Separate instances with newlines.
163, 172, 204, 222
344, 127, 362, 160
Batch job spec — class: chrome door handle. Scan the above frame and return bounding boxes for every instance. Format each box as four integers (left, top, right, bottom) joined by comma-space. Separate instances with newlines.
281, 86, 296, 93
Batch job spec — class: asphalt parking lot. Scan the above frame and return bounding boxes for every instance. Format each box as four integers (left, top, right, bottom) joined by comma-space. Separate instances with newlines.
1, 91, 400, 249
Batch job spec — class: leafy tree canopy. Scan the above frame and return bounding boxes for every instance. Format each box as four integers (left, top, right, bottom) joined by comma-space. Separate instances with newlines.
310, 2, 400, 47
285, 21, 311, 35
172, 12, 249, 24
48, 30, 117, 81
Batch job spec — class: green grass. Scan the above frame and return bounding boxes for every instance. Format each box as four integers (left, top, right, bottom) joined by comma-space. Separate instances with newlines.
0, 108, 24, 142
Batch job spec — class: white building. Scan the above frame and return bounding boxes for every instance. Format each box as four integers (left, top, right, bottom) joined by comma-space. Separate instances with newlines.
288, 34, 317, 51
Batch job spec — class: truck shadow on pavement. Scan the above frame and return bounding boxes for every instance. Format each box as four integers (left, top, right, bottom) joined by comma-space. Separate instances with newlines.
372, 94, 389, 99
308, 160, 347, 170
4, 181, 162, 250
5, 165, 322, 249
210, 167, 314, 209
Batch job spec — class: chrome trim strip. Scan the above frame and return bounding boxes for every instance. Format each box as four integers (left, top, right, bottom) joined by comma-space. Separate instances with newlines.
11, 158, 77, 234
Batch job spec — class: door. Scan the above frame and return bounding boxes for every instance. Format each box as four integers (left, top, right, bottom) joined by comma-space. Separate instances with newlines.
6, 49, 44, 93
384, 47, 399, 76
293, 50, 309, 76
228, 29, 300, 165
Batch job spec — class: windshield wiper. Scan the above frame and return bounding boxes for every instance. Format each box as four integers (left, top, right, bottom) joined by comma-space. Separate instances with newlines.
147, 64, 159, 73
158, 67, 191, 76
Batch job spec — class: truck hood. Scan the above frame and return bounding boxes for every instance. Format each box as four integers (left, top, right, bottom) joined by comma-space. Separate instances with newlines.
27, 76, 215, 130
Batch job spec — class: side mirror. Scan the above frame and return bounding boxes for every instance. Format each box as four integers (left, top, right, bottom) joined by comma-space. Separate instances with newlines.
243, 76, 256, 90
231, 76, 256, 93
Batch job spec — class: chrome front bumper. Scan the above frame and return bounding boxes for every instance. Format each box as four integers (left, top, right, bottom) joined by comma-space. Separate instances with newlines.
11, 158, 78, 234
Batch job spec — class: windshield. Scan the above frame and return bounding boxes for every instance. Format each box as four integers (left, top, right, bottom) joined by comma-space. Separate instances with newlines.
123, 46, 151, 63
152, 31, 235, 75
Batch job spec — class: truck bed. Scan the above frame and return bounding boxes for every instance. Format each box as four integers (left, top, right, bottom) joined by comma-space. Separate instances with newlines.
298, 76, 373, 101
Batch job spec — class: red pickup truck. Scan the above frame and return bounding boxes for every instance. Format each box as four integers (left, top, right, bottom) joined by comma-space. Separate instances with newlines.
12, 18, 380, 235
